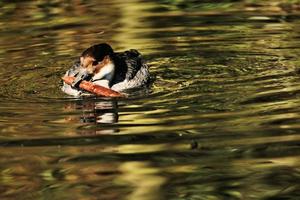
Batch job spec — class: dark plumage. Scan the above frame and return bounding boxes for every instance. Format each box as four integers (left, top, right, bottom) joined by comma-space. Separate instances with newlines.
111, 49, 142, 84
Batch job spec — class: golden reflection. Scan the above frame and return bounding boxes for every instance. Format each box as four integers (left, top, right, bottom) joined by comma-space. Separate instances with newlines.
117, 161, 166, 200
165, 164, 198, 173
111, 0, 157, 52
229, 134, 300, 146
234, 155, 300, 169
117, 144, 167, 154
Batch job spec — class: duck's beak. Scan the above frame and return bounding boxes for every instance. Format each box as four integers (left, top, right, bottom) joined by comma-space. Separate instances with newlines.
71, 67, 90, 88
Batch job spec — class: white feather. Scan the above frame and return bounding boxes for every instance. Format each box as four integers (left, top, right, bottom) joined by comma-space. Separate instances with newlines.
91, 62, 115, 83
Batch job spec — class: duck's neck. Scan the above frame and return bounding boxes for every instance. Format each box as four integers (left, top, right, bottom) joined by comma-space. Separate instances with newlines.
91, 56, 115, 88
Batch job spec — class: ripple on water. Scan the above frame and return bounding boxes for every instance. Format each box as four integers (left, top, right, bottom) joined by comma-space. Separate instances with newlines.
1, 0, 300, 199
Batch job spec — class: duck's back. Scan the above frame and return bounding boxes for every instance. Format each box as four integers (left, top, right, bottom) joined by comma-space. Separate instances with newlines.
110, 49, 150, 91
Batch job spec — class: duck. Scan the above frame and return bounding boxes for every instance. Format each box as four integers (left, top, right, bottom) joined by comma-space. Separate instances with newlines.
62, 43, 150, 96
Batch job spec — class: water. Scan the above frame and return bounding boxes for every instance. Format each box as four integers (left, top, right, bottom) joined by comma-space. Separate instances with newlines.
1, 0, 300, 199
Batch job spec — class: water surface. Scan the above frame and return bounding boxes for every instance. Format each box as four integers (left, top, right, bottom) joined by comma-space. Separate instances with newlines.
1, 0, 300, 199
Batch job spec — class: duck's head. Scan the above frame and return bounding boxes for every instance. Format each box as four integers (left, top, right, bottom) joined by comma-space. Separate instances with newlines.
72, 43, 115, 88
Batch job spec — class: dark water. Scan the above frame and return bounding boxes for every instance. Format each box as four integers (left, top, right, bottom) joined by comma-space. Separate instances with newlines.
1, 0, 300, 199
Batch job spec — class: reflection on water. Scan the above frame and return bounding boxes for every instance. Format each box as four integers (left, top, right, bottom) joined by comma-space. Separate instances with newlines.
64, 100, 119, 129
1, 0, 300, 199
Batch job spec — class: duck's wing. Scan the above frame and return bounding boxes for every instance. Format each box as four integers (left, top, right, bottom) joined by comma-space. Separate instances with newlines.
113, 49, 143, 82
124, 49, 143, 80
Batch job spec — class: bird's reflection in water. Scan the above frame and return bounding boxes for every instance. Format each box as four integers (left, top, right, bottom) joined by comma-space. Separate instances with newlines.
63, 98, 167, 200
64, 98, 119, 135
80, 100, 118, 124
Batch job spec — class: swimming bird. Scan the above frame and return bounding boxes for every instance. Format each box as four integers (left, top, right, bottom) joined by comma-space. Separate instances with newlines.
62, 43, 150, 96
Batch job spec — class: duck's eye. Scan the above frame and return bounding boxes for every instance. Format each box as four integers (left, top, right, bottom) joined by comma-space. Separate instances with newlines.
92, 61, 98, 66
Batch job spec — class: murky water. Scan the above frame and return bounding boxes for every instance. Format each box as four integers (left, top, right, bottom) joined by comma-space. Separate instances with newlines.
1, 0, 300, 199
